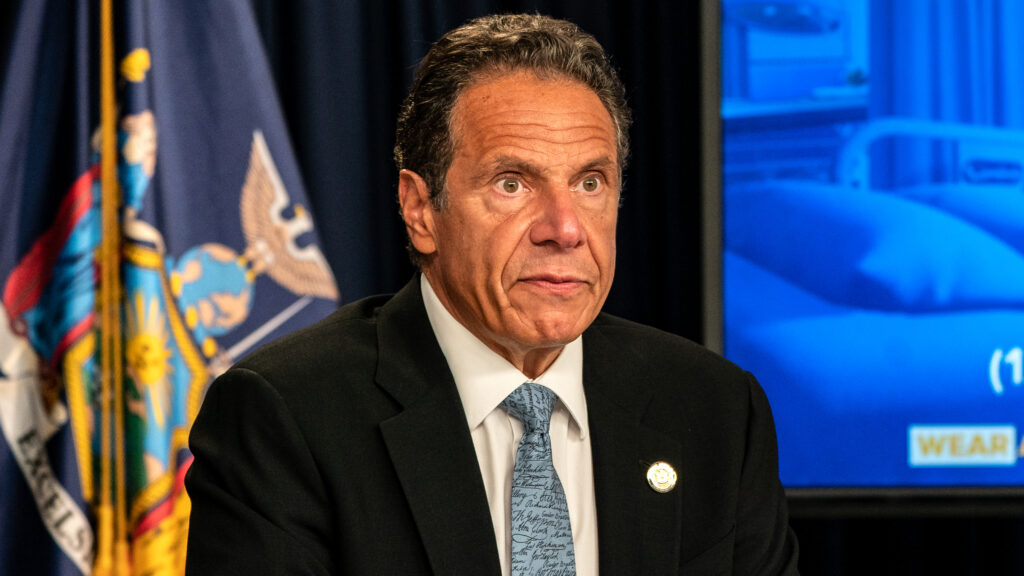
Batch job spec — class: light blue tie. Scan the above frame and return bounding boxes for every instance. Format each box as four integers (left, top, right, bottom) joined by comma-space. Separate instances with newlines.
502, 383, 577, 576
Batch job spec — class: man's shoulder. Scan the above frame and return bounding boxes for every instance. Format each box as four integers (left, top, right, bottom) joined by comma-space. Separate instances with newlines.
587, 312, 742, 375
233, 292, 394, 378
584, 312, 754, 407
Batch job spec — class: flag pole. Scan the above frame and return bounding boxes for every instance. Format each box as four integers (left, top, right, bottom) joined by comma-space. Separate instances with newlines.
96, 0, 128, 573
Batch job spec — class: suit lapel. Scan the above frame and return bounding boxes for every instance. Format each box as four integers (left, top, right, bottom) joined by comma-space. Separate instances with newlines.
375, 278, 501, 576
584, 321, 684, 575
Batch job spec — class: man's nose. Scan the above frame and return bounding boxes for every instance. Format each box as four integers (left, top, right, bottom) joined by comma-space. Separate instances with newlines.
529, 189, 586, 248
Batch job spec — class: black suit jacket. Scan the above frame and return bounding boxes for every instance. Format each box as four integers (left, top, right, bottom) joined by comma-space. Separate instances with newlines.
185, 277, 798, 575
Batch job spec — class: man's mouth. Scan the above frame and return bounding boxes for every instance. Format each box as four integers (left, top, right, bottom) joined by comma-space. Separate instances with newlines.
519, 274, 588, 295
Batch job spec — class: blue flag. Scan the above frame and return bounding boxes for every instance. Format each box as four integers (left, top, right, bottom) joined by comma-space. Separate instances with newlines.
0, 1, 339, 574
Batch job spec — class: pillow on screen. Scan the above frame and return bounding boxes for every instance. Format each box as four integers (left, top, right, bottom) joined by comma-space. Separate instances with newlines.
724, 251, 845, 327
898, 184, 1024, 254
725, 181, 1024, 311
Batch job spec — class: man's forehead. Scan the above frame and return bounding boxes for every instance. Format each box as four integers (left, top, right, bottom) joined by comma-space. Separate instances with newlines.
449, 72, 618, 161
455, 70, 608, 117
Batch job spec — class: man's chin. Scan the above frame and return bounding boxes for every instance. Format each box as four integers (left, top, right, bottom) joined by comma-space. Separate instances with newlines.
519, 312, 594, 346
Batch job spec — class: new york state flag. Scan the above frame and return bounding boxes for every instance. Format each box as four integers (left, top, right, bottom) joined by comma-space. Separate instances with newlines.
0, 1, 339, 574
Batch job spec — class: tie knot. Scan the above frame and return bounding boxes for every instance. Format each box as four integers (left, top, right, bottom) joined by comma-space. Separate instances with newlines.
502, 383, 557, 433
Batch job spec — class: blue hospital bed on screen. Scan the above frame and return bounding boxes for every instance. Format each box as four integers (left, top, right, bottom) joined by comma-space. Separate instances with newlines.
724, 118, 1024, 488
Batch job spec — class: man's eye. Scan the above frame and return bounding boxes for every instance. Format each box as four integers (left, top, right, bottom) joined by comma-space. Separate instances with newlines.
580, 176, 601, 192
498, 178, 523, 194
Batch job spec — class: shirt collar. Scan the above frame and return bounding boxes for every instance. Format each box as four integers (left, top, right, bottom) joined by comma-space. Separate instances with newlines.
420, 275, 588, 439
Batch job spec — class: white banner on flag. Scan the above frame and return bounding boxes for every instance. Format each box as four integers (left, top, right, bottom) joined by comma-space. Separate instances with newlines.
0, 305, 94, 574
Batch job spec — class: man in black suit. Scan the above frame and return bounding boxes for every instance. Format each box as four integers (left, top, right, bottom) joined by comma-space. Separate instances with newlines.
185, 13, 798, 575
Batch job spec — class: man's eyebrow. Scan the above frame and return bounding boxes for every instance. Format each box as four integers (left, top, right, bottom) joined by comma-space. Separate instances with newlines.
485, 154, 618, 176
579, 155, 617, 173
486, 155, 546, 176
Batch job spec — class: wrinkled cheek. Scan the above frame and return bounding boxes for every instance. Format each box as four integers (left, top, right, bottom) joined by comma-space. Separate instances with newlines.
468, 263, 507, 325
600, 241, 617, 285
490, 254, 519, 307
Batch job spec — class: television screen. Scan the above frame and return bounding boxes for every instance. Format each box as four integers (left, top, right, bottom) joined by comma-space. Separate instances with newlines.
715, 0, 1024, 490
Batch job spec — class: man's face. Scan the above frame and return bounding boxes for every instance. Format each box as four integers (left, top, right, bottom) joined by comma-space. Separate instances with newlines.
406, 71, 619, 371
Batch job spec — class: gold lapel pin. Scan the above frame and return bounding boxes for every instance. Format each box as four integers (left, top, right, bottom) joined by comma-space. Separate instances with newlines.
646, 461, 677, 493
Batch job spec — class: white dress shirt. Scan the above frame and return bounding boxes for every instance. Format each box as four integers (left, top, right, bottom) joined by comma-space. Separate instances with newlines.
420, 275, 599, 575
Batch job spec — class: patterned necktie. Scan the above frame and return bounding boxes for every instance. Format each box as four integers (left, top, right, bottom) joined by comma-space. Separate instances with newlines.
502, 383, 577, 576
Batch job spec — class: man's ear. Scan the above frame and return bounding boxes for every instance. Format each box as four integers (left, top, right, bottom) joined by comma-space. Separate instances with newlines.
398, 169, 438, 256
